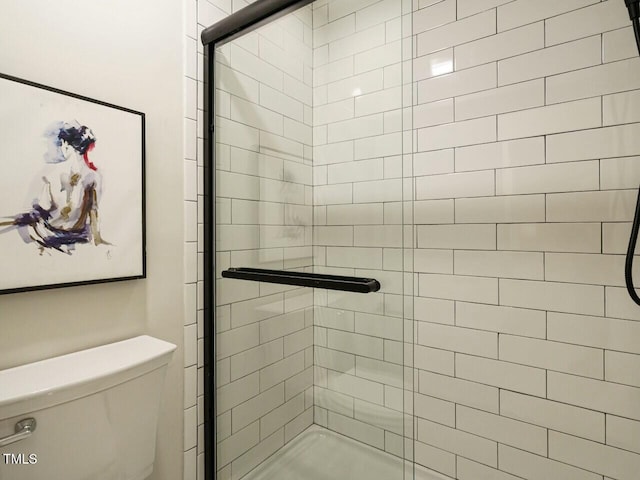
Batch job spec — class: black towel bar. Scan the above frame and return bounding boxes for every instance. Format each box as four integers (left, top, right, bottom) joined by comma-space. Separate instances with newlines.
221, 267, 380, 293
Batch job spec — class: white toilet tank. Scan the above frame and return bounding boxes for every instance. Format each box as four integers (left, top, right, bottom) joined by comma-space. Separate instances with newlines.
0, 335, 176, 480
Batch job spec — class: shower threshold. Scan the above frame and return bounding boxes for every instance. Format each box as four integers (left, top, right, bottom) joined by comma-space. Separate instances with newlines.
242, 425, 447, 480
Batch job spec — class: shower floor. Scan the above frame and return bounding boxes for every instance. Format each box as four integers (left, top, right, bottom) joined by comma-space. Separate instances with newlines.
243, 425, 445, 480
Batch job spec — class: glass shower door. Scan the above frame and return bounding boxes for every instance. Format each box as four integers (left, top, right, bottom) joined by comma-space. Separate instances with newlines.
209, 1, 409, 479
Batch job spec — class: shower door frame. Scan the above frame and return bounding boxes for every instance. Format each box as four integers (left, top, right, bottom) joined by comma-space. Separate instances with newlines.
201, 1, 314, 479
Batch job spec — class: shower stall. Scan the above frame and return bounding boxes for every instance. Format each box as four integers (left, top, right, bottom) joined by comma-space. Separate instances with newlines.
201, 1, 640, 479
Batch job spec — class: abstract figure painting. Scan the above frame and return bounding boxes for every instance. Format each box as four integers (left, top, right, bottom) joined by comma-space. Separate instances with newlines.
0, 73, 145, 294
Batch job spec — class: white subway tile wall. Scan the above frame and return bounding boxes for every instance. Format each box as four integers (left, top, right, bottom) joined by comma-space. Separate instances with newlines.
410, 0, 640, 479
191, 0, 640, 479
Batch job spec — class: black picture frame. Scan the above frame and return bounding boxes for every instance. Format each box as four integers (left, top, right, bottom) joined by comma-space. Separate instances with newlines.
0, 73, 146, 295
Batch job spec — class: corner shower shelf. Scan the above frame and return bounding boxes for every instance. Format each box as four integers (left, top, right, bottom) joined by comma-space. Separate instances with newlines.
221, 268, 381, 293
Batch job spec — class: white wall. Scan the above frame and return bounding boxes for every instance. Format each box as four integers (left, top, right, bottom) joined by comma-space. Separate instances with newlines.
0, 2, 185, 479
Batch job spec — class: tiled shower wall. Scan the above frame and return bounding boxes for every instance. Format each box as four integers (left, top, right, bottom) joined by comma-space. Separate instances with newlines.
311, 0, 410, 457
211, 5, 316, 480
410, 1, 640, 479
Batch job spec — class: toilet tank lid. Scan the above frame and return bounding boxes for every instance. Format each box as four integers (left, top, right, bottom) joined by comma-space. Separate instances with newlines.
0, 335, 176, 413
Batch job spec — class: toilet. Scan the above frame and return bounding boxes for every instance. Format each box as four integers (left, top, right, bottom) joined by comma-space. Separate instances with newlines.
0, 335, 176, 480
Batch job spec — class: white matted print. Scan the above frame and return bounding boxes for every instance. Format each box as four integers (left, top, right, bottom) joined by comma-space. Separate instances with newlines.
0, 73, 145, 294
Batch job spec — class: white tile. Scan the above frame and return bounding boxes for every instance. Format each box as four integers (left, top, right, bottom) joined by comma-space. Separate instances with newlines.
417, 224, 496, 250
329, 23, 386, 62
328, 0, 381, 22
496, 160, 599, 195
607, 285, 640, 322
231, 430, 284, 480
455, 137, 545, 172
546, 190, 637, 222
313, 140, 354, 166
416, 170, 494, 200
417, 418, 497, 468
313, 183, 352, 205
216, 324, 260, 360
607, 415, 640, 455
417, 62, 497, 104
457, 405, 547, 456
355, 132, 402, 160
414, 441, 456, 478
419, 273, 499, 304
356, 0, 400, 31
260, 84, 303, 122
603, 222, 637, 254
548, 371, 640, 421
454, 250, 544, 280
604, 26, 638, 63
416, 10, 496, 56
414, 249, 453, 274
413, 48, 454, 82
412, 0, 455, 35
418, 116, 496, 151
327, 70, 383, 103
313, 14, 356, 46
327, 412, 385, 449
497, 0, 599, 32
604, 90, 640, 126
355, 87, 402, 117
354, 40, 402, 74
500, 279, 604, 316
606, 351, 640, 388
217, 422, 259, 467
355, 356, 403, 389
217, 373, 259, 413
314, 56, 354, 87
501, 390, 604, 442
327, 370, 384, 404
455, 21, 544, 70
498, 97, 601, 141
414, 392, 455, 426
260, 352, 305, 391
417, 322, 497, 358
327, 114, 383, 143
545, 253, 637, 287
457, 458, 521, 480
414, 297, 455, 325
231, 294, 284, 328
456, 353, 546, 397
414, 99, 454, 129
547, 123, 640, 163
354, 225, 402, 247
414, 344, 455, 376
501, 335, 603, 378
260, 394, 305, 439
230, 44, 283, 91
414, 150, 454, 176
419, 370, 499, 414
498, 35, 601, 86
455, 0, 509, 18
414, 199, 454, 224
326, 247, 382, 269
547, 58, 640, 105
326, 203, 383, 225
325, 325, 383, 365
313, 226, 353, 246
456, 302, 546, 339
549, 430, 640, 480
498, 223, 601, 253
499, 444, 602, 480
456, 79, 544, 121
546, 0, 629, 47
353, 178, 403, 203
455, 195, 545, 224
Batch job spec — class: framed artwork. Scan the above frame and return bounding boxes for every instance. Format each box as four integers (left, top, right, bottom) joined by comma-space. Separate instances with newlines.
0, 73, 145, 294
